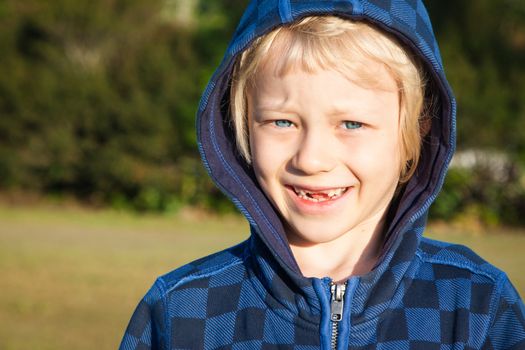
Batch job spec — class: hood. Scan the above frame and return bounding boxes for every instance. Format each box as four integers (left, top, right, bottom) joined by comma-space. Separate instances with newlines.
196, 0, 456, 299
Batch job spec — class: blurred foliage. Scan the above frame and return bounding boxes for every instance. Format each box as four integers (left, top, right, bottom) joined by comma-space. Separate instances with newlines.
426, 0, 525, 159
0, 0, 244, 212
430, 164, 525, 227
426, 0, 525, 226
0, 0, 524, 224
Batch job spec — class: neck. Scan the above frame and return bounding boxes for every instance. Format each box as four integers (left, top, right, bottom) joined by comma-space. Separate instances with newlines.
289, 211, 387, 282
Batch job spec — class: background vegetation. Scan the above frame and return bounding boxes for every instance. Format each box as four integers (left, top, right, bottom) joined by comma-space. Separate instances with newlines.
0, 0, 524, 224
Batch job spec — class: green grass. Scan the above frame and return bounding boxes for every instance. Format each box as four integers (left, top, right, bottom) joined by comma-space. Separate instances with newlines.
0, 206, 248, 350
0, 206, 524, 350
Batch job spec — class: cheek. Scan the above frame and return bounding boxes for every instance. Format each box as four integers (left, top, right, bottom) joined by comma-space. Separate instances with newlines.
249, 127, 298, 178
348, 133, 402, 177
249, 132, 279, 182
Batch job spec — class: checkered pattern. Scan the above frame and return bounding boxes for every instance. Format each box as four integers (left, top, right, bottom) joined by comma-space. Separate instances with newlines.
481, 279, 525, 350
120, 0, 525, 349
343, 237, 525, 349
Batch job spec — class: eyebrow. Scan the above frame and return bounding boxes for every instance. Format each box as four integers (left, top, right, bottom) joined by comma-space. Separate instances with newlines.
327, 107, 354, 116
252, 101, 298, 115
252, 97, 290, 109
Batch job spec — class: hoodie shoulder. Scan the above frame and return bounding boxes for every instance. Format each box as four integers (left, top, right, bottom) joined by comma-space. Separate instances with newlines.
157, 239, 248, 293
119, 241, 249, 350
405, 237, 517, 347
417, 236, 505, 282
416, 237, 525, 348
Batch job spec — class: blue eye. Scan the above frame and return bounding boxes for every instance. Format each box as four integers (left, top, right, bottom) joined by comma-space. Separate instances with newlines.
274, 120, 293, 128
342, 121, 362, 130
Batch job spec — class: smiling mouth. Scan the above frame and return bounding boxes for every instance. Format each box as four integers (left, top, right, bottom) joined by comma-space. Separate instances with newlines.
292, 186, 349, 203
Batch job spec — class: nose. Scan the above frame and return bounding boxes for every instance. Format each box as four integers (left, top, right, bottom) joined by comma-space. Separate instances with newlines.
290, 127, 337, 175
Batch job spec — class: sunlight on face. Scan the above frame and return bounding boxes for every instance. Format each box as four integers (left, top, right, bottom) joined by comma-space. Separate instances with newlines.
248, 64, 402, 248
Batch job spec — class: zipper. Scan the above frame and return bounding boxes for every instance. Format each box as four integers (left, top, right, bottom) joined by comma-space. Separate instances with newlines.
330, 282, 347, 350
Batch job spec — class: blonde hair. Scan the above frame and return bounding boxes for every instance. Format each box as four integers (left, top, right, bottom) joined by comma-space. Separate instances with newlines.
230, 16, 427, 182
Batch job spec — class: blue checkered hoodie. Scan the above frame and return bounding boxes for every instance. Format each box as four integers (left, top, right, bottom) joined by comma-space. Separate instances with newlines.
119, 1, 525, 349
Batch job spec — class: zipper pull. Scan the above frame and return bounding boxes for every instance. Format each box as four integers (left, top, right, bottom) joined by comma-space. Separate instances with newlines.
330, 283, 346, 322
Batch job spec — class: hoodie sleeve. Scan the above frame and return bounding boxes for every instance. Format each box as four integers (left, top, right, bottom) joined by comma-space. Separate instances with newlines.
119, 280, 167, 350
482, 277, 525, 350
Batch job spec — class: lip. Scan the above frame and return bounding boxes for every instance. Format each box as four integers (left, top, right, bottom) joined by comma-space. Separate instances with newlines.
289, 184, 349, 192
284, 184, 352, 214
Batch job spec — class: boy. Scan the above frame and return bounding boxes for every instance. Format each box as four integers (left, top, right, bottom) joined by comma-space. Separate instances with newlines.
120, 1, 525, 349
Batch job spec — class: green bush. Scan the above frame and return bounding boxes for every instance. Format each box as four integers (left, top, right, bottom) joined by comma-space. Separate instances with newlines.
0, 0, 244, 212
431, 159, 525, 227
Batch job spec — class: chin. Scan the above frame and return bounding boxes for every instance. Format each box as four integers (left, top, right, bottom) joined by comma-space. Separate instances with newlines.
285, 219, 354, 246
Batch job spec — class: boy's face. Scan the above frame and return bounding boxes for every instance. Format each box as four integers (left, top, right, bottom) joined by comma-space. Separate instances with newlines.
247, 63, 402, 247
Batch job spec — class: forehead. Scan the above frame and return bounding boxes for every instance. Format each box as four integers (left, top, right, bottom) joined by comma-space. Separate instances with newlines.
248, 67, 399, 128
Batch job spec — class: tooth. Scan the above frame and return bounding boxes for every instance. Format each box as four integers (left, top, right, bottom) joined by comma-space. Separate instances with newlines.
293, 186, 349, 201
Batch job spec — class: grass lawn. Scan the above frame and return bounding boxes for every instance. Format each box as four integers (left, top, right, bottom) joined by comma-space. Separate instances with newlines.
0, 205, 524, 350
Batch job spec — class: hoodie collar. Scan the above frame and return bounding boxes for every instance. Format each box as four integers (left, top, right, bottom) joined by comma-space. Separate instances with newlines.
241, 210, 429, 326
